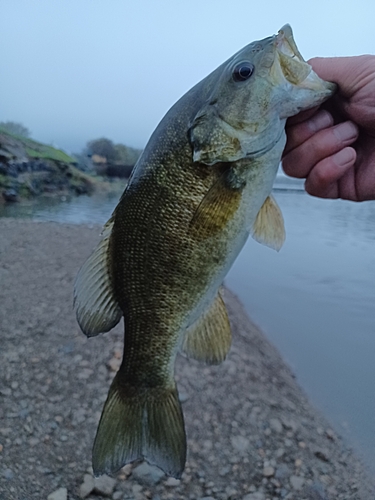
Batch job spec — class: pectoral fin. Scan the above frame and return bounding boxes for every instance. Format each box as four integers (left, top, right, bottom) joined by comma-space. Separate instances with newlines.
251, 195, 285, 251
181, 290, 231, 365
189, 174, 242, 239
74, 218, 122, 337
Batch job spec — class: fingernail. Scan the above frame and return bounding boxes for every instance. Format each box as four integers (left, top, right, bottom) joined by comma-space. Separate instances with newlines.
333, 148, 356, 167
307, 110, 333, 132
334, 122, 358, 142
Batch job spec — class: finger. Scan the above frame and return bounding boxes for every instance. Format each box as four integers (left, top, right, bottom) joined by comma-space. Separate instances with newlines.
282, 121, 358, 178
304, 147, 356, 198
286, 106, 320, 126
284, 110, 333, 155
308, 56, 372, 98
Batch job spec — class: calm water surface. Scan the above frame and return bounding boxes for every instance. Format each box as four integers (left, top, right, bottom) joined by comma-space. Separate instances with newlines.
227, 191, 375, 470
1, 189, 375, 468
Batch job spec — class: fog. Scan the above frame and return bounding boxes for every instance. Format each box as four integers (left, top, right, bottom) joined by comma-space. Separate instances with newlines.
2, 0, 374, 153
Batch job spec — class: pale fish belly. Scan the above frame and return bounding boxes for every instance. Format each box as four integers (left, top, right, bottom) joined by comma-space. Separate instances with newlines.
184, 135, 285, 329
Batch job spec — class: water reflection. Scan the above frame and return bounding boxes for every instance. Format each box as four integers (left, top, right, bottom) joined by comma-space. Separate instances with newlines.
0, 192, 122, 225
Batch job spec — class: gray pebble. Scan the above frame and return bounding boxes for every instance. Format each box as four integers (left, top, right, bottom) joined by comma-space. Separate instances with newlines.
94, 474, 117, 496
47, 488, 68, 500
269, 418, 283, 433
112, 492, 124, 500
132, 462, 165, 486
243, 492, 266, 500
3, 468, 14, 480
290, 475, 304, 490
79, 474, 95, 498
231, 435, 250, 453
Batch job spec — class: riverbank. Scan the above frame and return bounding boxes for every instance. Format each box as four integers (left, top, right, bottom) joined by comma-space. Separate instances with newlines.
0, 129, 128, 203
0, 219, 373, 500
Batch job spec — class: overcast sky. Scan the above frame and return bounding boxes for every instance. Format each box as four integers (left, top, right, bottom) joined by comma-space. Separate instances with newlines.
2, 1, 374, 153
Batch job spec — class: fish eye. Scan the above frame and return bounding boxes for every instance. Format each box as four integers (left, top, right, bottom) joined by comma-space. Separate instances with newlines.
232, 62, 254, 82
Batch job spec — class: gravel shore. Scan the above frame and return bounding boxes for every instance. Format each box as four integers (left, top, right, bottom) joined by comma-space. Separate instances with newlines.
0, 219, 374, 500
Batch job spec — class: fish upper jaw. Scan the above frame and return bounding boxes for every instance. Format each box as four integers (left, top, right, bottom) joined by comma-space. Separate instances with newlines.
274, 24, 336, 109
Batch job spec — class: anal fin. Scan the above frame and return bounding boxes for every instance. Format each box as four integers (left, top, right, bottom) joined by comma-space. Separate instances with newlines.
181, 290, 231, 365
74, 218, 122, 337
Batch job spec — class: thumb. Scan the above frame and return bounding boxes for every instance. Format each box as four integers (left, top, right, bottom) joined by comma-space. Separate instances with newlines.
308, 56, 371, 98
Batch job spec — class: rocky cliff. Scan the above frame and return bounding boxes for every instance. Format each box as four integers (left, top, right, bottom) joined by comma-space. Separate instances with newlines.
0, 129, 95, 201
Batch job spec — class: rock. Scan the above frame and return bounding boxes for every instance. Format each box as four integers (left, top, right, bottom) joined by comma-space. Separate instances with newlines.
315, 449, 329, 462
290, 475, 304, 490
2, 188, 18, 202
165, 477, 181, 486
262, 466, 275, 477
132, 484, 143, 496
219, 465, 231, 476
3, 468, 14, 480
132, 462, 165, 485
107, 357, 121, 372
0, 388, 12, 397
243, 492, 266, 500
179, 391, 189, 403
112, 492, 123, 500
303, 481, 328, 499
275, 464, 291, 480
47, 488, 68, 500
231, 435, 250, 453
326, 429, 336, 441
94, 474, 117, 496
269, 418, 283, 433
79, 474, 95, 498
225, 486, 238, 498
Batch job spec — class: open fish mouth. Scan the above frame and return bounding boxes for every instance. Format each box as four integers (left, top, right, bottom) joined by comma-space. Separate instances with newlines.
276, 24, 305, 62
275, 24, 336, 94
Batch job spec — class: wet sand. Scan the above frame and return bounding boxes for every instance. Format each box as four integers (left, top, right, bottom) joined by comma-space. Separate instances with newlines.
0, 218, 373, 500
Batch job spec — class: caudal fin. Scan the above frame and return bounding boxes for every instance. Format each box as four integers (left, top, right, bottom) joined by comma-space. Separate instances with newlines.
92, 372, 186, 478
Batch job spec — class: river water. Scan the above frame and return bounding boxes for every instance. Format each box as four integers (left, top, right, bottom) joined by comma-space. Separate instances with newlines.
1, 185, 375, 469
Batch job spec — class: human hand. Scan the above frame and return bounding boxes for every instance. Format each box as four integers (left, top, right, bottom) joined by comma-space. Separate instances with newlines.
282, 55, 375, 200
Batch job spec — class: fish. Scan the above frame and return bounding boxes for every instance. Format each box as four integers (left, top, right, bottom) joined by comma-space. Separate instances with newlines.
74, 24, 335, 478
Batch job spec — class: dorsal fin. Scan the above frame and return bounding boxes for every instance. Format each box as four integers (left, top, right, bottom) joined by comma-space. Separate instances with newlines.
181, 290, 231, 365
74, 218, 122, 337
251, 195, 285, 251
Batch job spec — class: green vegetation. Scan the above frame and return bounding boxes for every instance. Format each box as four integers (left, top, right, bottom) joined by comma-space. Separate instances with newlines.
87, 137, 142, 165
0, 125, 137, 201
0, 128, 98, 200
24, 141, 75, 163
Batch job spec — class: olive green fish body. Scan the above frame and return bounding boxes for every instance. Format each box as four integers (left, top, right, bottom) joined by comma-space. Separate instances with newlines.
74, 24, 336, 478
110, 104, 281, 383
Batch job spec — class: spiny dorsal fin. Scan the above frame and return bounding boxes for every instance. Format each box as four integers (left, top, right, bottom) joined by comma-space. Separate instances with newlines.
251, 195, 285, 251
181, 290, 231, 365
74, 217, 122, 337
92, 372, 186, 478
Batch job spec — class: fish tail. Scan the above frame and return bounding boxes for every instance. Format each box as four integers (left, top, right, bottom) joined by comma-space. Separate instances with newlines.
92, 371, 186, 478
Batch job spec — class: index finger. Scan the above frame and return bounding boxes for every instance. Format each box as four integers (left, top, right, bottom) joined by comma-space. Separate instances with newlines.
286, 106, 320, 126
284, 110, 334, 156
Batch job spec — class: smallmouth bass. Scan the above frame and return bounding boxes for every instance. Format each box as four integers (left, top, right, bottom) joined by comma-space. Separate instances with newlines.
74, 25, 335, 478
